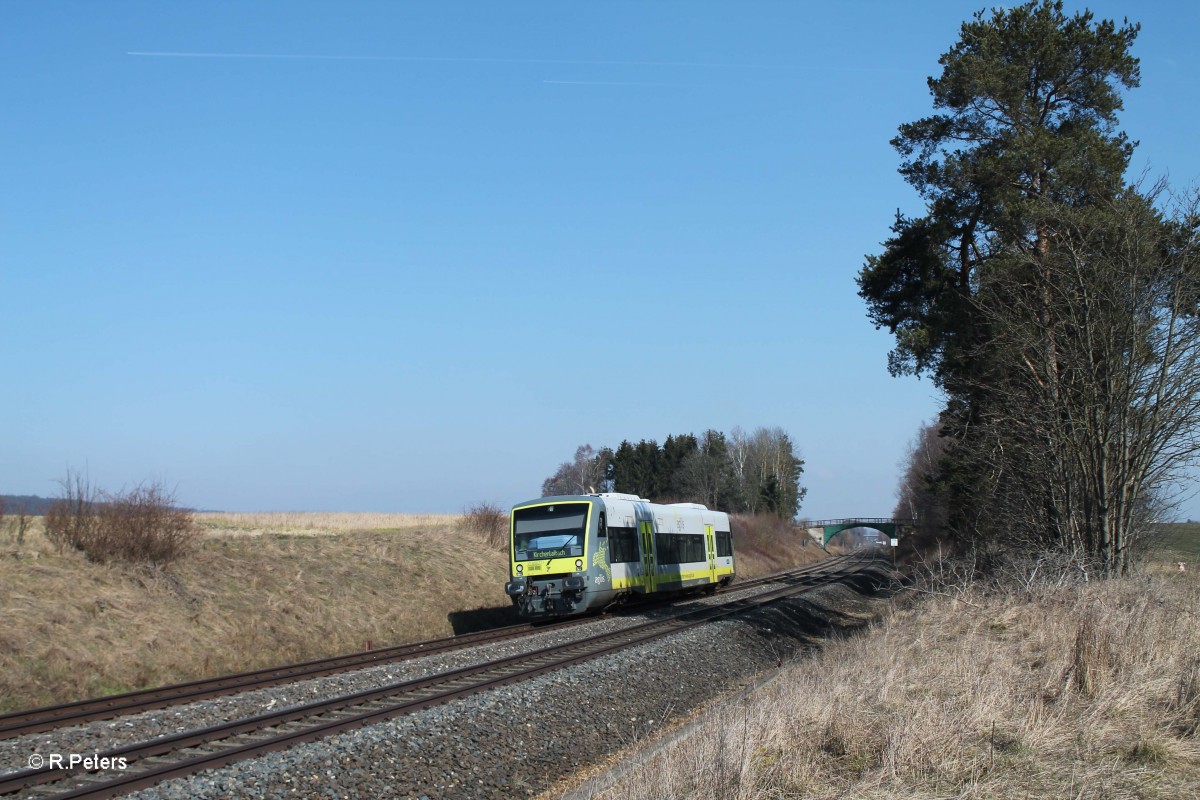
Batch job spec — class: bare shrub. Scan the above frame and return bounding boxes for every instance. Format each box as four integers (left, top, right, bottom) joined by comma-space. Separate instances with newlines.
908, 543, 1102, 608
97, 483, 198, 565
462, 501, 507, 551
0, 497, 32, 547
45, 469, 100, 554
46, 471, 198, 565
13, 503, 30, 547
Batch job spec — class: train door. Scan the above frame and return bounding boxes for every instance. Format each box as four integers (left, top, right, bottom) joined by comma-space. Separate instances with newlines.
639, 520, 657, 592
705, 524, 717, 583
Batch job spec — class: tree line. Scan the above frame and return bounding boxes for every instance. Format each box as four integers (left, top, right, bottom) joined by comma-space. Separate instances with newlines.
863, 1, 1200, 575
540, 427, 806, 519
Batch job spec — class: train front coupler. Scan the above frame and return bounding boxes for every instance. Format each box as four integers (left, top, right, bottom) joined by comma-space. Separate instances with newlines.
507, 576, 585, 616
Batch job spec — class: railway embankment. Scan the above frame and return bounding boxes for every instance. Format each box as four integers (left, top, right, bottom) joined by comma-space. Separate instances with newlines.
5, 560, 894, 800
0, 511, 823, 714
576, 543, 1200, 800
1, 514, 506, 714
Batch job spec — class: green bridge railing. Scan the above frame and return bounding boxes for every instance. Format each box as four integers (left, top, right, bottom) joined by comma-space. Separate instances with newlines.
797, 518, 916, 547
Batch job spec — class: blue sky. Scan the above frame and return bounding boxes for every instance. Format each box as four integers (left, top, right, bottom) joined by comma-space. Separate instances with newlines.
3, 1, 1198, 519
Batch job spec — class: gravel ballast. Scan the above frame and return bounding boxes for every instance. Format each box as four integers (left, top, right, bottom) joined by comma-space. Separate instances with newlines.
0, 580, 787, 771
5, 565, 896, 799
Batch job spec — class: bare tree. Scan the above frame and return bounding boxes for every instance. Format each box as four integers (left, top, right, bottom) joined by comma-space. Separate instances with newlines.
727, 426, 750, 492
964, 186, 1200, 574
727, 427, 806, 517
541, 445, 612, 496
893, 420, 950, 533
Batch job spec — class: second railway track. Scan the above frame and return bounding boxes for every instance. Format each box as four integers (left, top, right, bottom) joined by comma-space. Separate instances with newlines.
0, 557, 840, 740
1, 554, 873, 800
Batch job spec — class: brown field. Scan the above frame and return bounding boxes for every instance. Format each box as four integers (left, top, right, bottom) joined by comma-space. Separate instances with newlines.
195, 511, 459, 535
0, 510, 821, 713
585, 532, 1200, 799
0, 513, 505, 711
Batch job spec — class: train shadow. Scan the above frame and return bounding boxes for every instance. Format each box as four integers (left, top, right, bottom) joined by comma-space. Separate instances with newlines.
633, 563, 899, 652
732, 563, 900, 655
447, 604, 522, 635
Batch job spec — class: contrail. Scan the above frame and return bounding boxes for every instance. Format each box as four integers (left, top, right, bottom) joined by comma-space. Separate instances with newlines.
126, 50, 800, 70
542, 79, 679, 87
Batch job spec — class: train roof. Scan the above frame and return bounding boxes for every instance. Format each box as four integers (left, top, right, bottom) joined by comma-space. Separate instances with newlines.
513, 493, 711, 509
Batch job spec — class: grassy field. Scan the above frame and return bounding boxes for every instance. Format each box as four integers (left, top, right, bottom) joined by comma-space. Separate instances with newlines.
0, 510, 822, 713
195, 511, 459, 534
0, 513, 510, 711
583, 526, 1200, 799
1152, 522, 1200, 563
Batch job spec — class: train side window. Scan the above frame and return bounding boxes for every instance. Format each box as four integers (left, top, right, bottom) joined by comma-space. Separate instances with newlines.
654, 533, 679, 564
598, 512, 607, 537
716, 531, 733, 558
649, 533, 707, 564
676, 532, 700, 563
608, 527, 638, 563
671, 533, 702, 563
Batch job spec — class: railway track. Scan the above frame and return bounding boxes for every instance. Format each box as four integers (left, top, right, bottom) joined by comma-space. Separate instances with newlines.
1, 554, 868, 799
0, 616, 576, 739
0, 558, 836, 740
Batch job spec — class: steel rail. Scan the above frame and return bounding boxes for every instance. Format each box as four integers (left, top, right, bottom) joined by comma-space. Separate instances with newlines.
0, 620, 557, 738
0, 559, 834, 739
0, 556, 868, 799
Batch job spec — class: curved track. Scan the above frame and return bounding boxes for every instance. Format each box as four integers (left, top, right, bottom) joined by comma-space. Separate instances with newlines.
0, 559, 835, 739
0, 555, 869, 799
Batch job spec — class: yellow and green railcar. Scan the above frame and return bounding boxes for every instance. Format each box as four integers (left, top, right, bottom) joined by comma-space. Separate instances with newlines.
504, 493, 735, 618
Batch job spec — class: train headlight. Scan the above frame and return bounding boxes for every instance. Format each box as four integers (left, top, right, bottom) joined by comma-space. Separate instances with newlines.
564, 575, 586, 591
575, 559, 584, 570
516, 564, 523, 575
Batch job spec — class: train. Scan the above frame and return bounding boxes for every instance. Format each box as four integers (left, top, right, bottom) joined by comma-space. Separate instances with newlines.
503, 492, 735, 618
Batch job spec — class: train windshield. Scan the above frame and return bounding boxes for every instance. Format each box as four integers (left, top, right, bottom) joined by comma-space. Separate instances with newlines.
512, 503, 588, 561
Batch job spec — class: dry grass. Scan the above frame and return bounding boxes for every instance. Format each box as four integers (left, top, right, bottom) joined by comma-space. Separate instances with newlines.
731, 513, 828, 578
0, 514, 506, 712
0, 509, 822, 713
593, 561, 1200, 799
195, 511, 458, 536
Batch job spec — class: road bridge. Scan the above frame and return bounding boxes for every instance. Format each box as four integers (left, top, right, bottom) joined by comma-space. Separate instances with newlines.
800, 518, 915, 547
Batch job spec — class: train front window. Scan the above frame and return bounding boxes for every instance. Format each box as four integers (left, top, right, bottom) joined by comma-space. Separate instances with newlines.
512, 503, 588, 561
